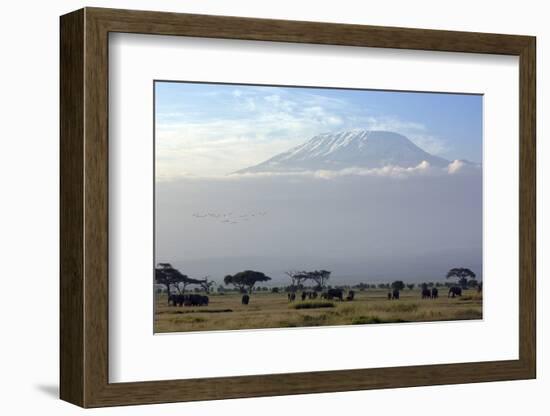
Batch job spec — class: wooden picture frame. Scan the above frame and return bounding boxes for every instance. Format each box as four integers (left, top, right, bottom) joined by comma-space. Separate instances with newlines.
60, 7, 536, 408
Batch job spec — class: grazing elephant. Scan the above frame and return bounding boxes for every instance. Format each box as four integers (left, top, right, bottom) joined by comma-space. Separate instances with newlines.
431, 287, 439, 299
322, 288, 344, 301
346, 290, 355, 301
421, 288, 431, 299
392, 289, 400, 300
168, 294, 185, 306
448, 286, 462, 298
168, 294, 176, 306
184, 294, 209, 306
242, 294, 250, 305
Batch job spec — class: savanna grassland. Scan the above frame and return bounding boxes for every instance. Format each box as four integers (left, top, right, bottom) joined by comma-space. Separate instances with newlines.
154, 288, 482, 333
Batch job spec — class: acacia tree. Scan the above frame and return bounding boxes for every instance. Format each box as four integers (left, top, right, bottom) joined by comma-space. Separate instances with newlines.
285, 270, 331, 290
155, 263, 205, 302
224, 270, 271, 294
285, 271, 309, 290
224, 274, 246, 293
309, 270, 331, 289
199, 276, 215, 293
391, 280, 405, 291
406, 283, 415, 290
155, 263, 183, 301
446, 267, 476, 289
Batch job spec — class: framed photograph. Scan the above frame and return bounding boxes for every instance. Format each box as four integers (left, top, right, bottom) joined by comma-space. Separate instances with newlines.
60, 7, 536, 407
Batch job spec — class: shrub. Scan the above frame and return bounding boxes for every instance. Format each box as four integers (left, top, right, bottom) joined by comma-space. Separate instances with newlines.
455, 308, 482, 319
301, 314, 329, 326
391, 280, 405, 291
292, 301, 334, 309
352, 315, 382, 325
378, 303, 419, 313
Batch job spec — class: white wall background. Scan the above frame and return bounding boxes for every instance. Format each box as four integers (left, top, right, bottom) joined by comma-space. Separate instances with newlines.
0, 0, 545, 414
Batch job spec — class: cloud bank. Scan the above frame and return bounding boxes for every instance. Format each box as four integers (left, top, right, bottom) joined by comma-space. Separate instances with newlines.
158, 160, 481, 182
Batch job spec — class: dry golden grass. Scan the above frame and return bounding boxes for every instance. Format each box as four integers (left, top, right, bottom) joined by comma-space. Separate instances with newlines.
154, 289, 482, 333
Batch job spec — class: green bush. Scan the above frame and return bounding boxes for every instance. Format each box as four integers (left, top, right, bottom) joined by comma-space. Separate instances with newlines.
352, 316, 408, 325
352, 315, 382, 325
301, 314, 329, 326
292, 301, 335, 309
379, 303, 419, 313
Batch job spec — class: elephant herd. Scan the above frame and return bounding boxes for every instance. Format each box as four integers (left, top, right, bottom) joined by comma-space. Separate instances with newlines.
421, 287, 438, 299
287, 291, 319, 302
168, 294, 209, 307
321, 288, 345, 301
167, 285, 466, 309
420, 286, 463, 299
387, 286, 464, 300
286, 288, 356, 302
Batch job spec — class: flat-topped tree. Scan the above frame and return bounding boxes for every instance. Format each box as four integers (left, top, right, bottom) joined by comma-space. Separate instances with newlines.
224, 270, 271, 294
285, 271, 309, 290
155, 263, 205, 302
199, 276, 215, 293
446, 267, 476, 289
155, 263, 180, 300
309, 270, 331, 289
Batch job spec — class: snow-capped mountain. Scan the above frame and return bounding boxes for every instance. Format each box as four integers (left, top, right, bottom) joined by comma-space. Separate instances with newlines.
236, 130, 452, 174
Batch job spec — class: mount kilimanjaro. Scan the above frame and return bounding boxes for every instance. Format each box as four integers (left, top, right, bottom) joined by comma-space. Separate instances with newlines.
235, 130, 459, 174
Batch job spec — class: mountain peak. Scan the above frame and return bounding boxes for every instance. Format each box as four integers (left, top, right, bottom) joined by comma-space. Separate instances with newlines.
236, 130, 450, 174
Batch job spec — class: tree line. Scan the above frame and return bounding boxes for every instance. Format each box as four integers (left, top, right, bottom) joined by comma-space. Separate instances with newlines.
155, 264, 480, 298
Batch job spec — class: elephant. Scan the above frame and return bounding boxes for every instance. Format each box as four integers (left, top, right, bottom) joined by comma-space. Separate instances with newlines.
431, 287, 439, 299
168, 294, 185, 306
391, 289, 400, 300
184, 294, 209, 306
448, 286, 462, 298
346, 290, 355, 301
421, 288, 431, 299
242, 294, 250, 305
169, 294, 208, 307
287, 292, 296, 302
321, 288, 344, 301
301, 292, 307, 301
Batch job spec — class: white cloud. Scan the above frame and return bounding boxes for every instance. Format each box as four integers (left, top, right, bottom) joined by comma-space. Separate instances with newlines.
309, 160, 435, 180
448, 159, 464, 174
158, 160, 480, 183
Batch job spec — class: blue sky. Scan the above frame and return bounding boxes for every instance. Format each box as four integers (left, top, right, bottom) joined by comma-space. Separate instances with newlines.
155, 81, 482, 178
